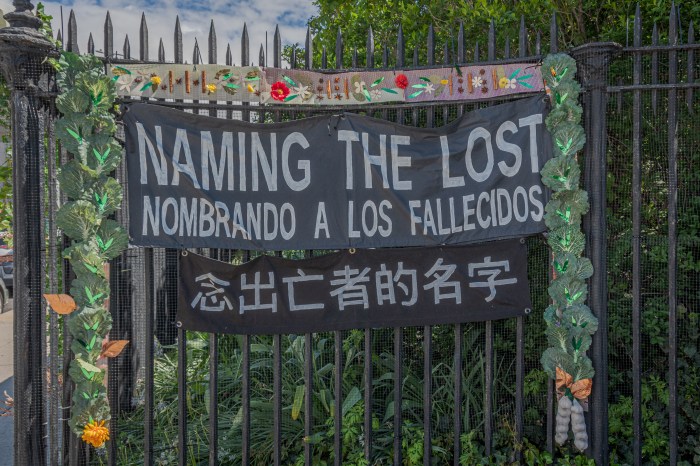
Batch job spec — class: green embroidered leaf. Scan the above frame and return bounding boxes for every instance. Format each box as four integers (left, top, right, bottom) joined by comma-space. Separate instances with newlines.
225, 83, 240, 89
509, 68, 521, 79
214, 68, 231, 80
282, 75, 297, 87
371, 77, 385, 87
518, 81, 534, 89
363, 89, 371, 101
518, 74, 533, 81
283, 94, 298, 102
419, 77, 431, 82
244, 76, 260, 81
56, 200, 100, 241
408, 90, 423, 99
113, 66, 131, 76
382, 88, 398, 94
140, 82, 154, 92
412, 84, 427, 88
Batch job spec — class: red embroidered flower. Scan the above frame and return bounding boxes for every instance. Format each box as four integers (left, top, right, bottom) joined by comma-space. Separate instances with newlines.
395, 74, 409, 89
270, 81, 290, 101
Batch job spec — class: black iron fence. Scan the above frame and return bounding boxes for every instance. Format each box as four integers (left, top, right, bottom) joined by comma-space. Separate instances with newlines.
0, 1, 698, 465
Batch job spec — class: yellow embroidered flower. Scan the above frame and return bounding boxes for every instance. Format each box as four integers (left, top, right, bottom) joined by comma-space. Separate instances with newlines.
81, 419, 110, 448
150, 76, 162, 87
498, 76, 509, 89
440, 79, 449, 85
247, 84, 256, 93
206, 83, 217, 94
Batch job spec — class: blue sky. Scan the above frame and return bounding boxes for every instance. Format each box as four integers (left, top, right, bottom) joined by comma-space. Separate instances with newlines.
0, 0, 318, 66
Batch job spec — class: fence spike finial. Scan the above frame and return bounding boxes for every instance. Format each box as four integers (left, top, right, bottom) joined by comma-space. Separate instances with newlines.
56, 29, 63, 50
305, 26, 313, 69
104, 11, 113, 58
335, 27, 343, 69
259, 44, 265, 68
226, 43, 232, 66
519, 15, 527, 58
174, 16, 183, 64
669, 1, 678, 45
193, 39, 200, 65
290, 44, 296, 68
209, 20, 217, 64
550, 11, 558, 53
242, 22, 250, 66
67, 9, 78, 53
633, 3, 641, 47
273, 24, 281, 68
140, 12, 149, 61
123, 35, 131, 60
88, 33, 94, 55
366, 25, 374, 68
158, 38, 165, 62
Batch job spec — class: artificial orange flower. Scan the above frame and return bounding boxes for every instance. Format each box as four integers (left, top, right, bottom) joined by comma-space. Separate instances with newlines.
81, 419, 110, 448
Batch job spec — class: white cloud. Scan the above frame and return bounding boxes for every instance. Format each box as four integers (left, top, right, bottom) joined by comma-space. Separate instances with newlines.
0, 0, 317, 66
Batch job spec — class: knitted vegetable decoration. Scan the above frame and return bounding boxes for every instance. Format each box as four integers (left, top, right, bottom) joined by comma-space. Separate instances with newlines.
45, 51, 129, 448
540, 53, 597, 452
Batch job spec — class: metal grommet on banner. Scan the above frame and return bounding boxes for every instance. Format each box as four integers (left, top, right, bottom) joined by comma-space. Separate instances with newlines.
182, 250, 188, 256
348, 248, 356, 254
524, 308, 532, 315
519, 237, 526, 244
176, 321, 183, 328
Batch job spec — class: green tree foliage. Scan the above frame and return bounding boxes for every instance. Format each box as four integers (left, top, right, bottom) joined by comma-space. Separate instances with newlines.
308, 0, 700, 67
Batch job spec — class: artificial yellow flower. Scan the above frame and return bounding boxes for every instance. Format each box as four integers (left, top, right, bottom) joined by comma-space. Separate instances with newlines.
81, 419, 110, 448
150, 76, 162, 86
498, 76, 509, 88
247, 84, 255, 93
206, 83, 217, 94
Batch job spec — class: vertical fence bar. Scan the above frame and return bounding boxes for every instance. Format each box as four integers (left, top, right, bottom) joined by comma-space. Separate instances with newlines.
572, 41, 620, 465
519, 16, 527, 58
367, 26, 374, 69
396, 25, 405, 125
651, 24, 659, 114
175, 17, 183, 64
143, 248, 155, 466
393, 327, 403, 465
458, 21, 465, 63
304, 333, 313, 465
423, 327, 432, 466
426, 24, 435, 128
334, 331, 343, 465
241, 333, 251, 466
667, 5, 679, 465
631, 7, 643, 466
687, 21, 695, 113
177, 323, 188, 465
550, 12, 558, 53
0, 6, 53, 463
47, 107, 59, 466
453, 324, 462, 465
273, 333, 282, 466
364, 329, 373, 462
305, 26, 313, 69
273, 25, 281, 69
335, 28, 343, 68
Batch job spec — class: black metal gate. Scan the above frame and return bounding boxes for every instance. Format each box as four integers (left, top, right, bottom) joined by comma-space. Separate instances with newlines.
1, 1, 698, 465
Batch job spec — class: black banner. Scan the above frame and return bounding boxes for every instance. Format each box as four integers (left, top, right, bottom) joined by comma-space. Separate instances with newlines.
177, 239, 531, 334
125, 96, 551, 250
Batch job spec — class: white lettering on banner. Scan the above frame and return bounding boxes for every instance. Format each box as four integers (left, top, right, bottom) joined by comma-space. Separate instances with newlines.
239, 271, 277, 314
423, 258, 462, 305
282, 270, 325, 311
330, 266, 371, 310
375, 262, 418, 306
468, 257, 518, 302
191, 273, 233, 312
137, 123, 168, 185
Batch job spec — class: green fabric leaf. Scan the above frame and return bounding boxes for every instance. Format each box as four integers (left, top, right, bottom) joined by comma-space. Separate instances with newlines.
382, 87, 398, 94
548, 226, 585, 256
541, 347, 575, 379
56, 200, 100, 241
362, 88, 371, 101
408, 90, 423, 98
56, 88, 91, 115
283, 94, 298, 102
96, 220, 129, 260
541, 155, 580, 192
570, 357, 594, 382
551, 122, 586, 157
70, 273, 109, 308
562, 304, 599, 335
545, 323, 572, 352
63, 242, 106, 279
91, 177, 123, 215
371, 77, 385, 87
57, 160, 96, 201
282, 75, 297, 87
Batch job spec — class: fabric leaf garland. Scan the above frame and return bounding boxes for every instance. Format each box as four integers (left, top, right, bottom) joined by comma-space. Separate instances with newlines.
48, 51, 127, 448
540, 53, 597, 452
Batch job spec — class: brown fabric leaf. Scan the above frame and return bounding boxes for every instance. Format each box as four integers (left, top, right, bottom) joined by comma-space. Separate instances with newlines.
43, 294, 77, 315
100, 340, 129, 358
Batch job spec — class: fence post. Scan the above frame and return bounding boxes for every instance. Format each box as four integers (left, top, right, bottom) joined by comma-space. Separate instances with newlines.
570, 42, 621, 466
0, 1, 55, 465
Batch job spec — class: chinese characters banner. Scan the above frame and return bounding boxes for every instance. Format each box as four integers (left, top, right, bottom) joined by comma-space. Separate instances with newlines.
125, 95, 552, 250
177, 238, 531, 334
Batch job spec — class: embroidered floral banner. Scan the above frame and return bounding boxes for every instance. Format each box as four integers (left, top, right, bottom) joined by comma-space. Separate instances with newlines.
109, 63, 543, 105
